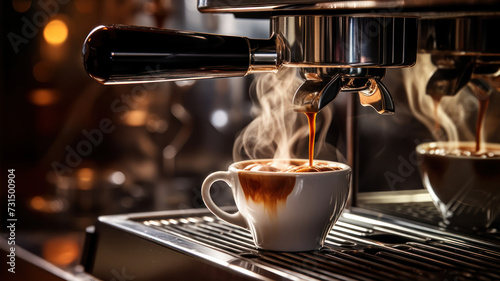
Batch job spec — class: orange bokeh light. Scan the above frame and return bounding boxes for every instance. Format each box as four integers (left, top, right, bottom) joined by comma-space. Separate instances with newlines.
77, 168, 94, 190
42, 237, 80, 267
43, 19, 68, 45
30, 196, 46, 210
29, 89, 58, 106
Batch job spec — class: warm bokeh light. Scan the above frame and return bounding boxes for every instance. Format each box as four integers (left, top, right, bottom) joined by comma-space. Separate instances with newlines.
29, 89, 58, 106
124, 110, 148, 126
77, 168, 94, 190
42, 237, 80, 267
30, 196, 65, 213
43, 19, 68, 45
12, 0, 31, 13
30, 196, 46, 210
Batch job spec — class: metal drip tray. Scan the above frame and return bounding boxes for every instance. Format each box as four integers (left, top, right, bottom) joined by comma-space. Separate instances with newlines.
82, 208, 500, 281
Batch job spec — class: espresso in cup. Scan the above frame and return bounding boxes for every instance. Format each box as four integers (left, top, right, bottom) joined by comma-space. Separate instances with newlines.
417, 142, 500, 228
202, 159, 351, 252
241, 160, 343, 173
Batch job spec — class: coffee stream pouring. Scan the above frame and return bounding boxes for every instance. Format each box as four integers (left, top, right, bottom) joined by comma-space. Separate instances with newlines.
82, 16, 417, 114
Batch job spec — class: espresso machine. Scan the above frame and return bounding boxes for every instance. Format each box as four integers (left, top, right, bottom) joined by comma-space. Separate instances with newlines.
80, 1, 500, 280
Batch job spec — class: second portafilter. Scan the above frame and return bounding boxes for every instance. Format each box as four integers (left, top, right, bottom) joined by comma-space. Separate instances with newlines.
419, 16, 500, 100
83, 16, 417, 113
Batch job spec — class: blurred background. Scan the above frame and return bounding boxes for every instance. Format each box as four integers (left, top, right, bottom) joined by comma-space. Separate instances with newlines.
1, 0, 273, 275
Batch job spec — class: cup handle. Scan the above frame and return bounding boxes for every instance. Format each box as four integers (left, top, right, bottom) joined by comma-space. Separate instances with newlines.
201, 171, 247, 229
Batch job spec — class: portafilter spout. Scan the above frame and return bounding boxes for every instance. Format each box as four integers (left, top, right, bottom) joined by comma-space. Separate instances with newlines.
292, 70, 342, 113
469, 77, 495, 100
425, 55, 475, 100
293, 68, 395, 115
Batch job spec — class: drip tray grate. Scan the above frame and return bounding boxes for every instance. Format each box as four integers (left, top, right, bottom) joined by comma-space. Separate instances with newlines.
86, 208, 500, 281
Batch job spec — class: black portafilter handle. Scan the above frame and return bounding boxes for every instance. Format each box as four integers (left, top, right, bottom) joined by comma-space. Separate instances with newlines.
82, 25, 276, 85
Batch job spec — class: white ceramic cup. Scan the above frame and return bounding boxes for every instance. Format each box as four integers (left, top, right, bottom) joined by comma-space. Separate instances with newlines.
201, 159, 351, 252
416, 141, 500, 228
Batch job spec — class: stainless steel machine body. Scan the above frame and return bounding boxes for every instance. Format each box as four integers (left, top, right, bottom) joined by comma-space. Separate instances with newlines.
82, 207, 500, 280
83, 15, 417, 114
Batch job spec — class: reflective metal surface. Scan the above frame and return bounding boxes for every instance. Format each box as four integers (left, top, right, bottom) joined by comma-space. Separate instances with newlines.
273, 16, 417, 68
83, 25, 256, 84
198, 0, 500, 14
419, 17, 500, 55
83, 16, 418, 79
425, 55, 476, 99
276, 15, 416, 114
418, 17, 500, 99
83, 208, 500, 280
83, 16, 417, 114
293, 68, 395, 113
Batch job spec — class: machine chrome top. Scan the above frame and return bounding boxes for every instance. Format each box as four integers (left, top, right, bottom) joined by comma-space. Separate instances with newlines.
198, 0, 500, 15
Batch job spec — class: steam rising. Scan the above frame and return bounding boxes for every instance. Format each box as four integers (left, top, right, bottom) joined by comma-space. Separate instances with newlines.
233, 68, 335, 164
402, 54, 477, 143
